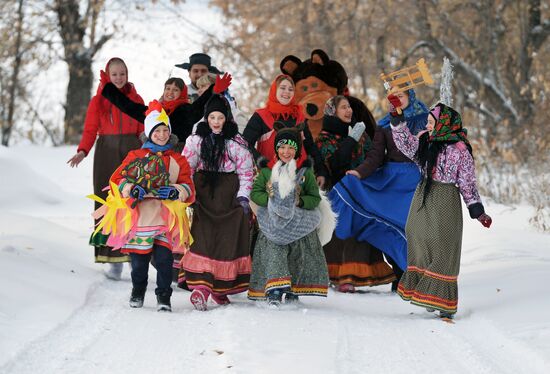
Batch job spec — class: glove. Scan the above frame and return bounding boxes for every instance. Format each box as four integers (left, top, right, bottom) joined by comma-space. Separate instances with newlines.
213, 73, 232, 94
349, 121, 366, 142
477, 213, 492, 228
158, 186, 179, 200
237, 196, 251, 216
130, 185, 146, 201
99, 69, 110, 87
387, 94, 402, 116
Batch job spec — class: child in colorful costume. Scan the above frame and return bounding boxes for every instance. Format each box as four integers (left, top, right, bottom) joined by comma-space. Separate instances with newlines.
248, 124, 333, 306
91, 101, 194, 312
389, 96, 492, 319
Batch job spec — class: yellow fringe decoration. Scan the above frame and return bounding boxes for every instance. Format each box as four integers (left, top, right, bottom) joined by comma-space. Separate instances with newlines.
162, 200, 194, 247
87, 181, 133, 237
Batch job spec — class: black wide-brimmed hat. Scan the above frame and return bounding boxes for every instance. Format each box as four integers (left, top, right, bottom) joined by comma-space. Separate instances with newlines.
175, 53, 223, 74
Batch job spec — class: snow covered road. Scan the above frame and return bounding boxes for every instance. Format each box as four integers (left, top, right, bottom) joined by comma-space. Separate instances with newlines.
1, 145, 549, 373
2, 279, 548, 374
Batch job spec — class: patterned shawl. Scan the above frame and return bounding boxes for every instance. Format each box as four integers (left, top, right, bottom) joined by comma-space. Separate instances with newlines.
429, 103, 470, 147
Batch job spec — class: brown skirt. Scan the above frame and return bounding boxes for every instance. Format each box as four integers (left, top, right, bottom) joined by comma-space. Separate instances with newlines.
324, 234, 396, 287
179, 171, 251, 295
92, 134, 141, 263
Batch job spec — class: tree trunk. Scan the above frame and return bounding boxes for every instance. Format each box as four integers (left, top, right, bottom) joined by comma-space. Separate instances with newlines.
55, 0, 110, 144
64, 57, 93, 144
2, 0, 24, 146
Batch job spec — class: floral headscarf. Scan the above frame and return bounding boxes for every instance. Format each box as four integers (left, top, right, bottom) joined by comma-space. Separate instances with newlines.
428, 103, 470, 147
324, 96, 337, 116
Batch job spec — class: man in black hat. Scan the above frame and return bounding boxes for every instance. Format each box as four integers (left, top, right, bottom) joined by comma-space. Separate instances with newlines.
175, 53, 224, 103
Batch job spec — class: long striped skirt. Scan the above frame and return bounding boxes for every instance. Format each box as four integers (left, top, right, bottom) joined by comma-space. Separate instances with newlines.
324, 234, 396, 287
91, 134, 141, 263
248, 230, 329, 300
397, 181, 463, 315
179, 172, 251, 296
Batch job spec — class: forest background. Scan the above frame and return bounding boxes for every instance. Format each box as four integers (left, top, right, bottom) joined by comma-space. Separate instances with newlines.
0, 0, 548, 230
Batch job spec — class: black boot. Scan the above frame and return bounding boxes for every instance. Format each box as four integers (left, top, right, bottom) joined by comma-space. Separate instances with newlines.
129, 288, 145, 308
386, 255, 403, 293
391, 280, 399, 293
285, 293, 299, 303
267, 290, 283, 307
439, 311, 454, 319
157, 293, 172, 312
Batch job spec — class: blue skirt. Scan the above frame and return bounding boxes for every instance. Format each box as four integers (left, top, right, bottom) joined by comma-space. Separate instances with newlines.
329, 162, 420, 271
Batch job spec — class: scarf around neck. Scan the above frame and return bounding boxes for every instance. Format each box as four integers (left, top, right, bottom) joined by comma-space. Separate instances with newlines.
142, 140, 173, 153
262, 74, 303, 121
159, 85, 189, 115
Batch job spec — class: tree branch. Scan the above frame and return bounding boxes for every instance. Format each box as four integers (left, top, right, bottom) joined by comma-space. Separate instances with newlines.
89, 33, 112, 58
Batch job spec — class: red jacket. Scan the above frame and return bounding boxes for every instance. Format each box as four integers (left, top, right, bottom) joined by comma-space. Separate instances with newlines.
77, 85, 144, 155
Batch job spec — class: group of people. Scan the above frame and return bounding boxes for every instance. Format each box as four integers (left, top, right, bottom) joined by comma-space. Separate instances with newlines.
68, 52, 492, 319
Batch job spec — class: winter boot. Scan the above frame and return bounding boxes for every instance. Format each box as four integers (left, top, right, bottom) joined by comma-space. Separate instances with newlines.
426, 308, 435, 313
190, 287, 210, 311
285, 293, 299, 303
267, 289, 283, 307
105, 262, 123, 281
391, 280, 399, 293
439, 311, 454, 319
129, 288, 145, 308
211, 293, 230, 306
337, 283, 355, 293
157, 293, 172, 312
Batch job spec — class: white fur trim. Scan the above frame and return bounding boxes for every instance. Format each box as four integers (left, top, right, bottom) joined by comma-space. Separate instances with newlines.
270, 159, 296, 199
316, 190, 337, 246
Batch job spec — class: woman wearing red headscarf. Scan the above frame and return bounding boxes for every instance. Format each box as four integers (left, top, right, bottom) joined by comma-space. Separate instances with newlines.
67, 57, 144, 279
100, 72, 231, 147
243, 74, 327, 185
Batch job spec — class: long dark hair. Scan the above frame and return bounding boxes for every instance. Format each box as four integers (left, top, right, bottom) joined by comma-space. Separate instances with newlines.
196, 119, 245, 196
416, 132, 444, 206
416, 131, 473, 206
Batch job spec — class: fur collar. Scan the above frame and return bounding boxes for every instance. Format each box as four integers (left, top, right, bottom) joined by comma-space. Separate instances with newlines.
270, 159, 297, 198
196, 120, 239, 139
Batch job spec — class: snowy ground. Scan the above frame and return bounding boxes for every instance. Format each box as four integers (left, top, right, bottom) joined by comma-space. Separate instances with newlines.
0, 145, 549, 374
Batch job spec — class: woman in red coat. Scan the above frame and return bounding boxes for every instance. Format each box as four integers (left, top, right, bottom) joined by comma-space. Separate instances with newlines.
67, 57, 144, 280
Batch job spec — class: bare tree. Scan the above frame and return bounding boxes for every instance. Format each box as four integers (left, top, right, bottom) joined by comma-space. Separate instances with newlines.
409, 0, 550, 151
54, 0, 112, 144
1, 0, 24, 146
